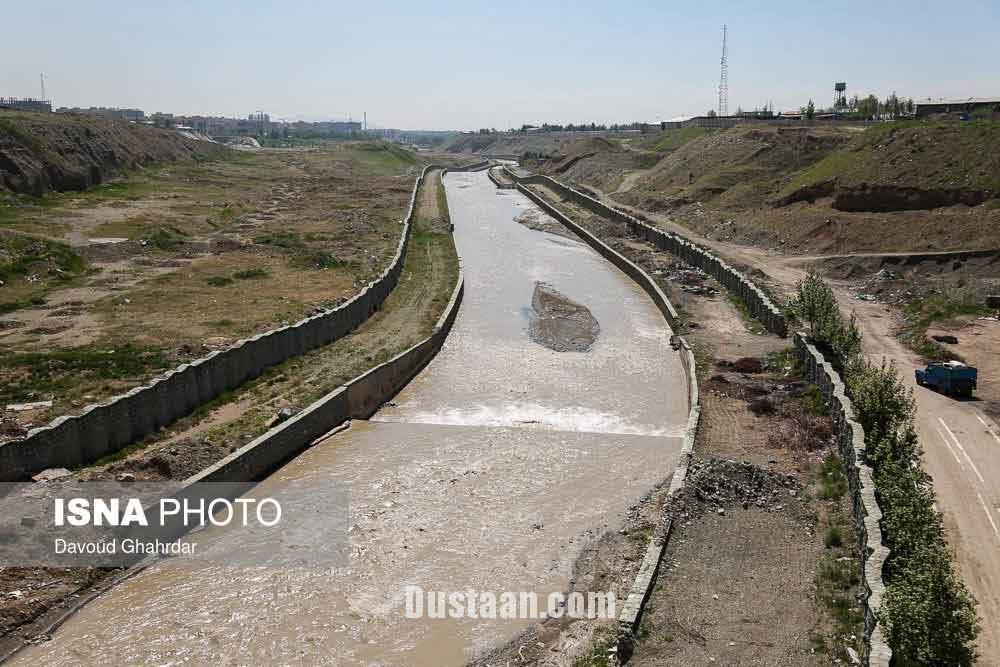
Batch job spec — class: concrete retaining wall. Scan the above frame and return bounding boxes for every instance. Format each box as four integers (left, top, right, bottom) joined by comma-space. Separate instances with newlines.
0, 163, 462, 482
794, 333, 891, 667
504, 167, 787, 337
617, 337, 699, 639
188, 269, 464, 486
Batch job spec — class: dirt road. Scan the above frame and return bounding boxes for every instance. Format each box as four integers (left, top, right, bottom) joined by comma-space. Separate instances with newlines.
586, 185, 1000, 661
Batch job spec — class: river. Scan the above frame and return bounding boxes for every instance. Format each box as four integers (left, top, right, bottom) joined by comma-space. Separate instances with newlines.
16, 169, 688, 666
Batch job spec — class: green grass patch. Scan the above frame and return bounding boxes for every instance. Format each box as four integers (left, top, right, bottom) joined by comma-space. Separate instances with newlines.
0, 232, 87, 284
0, 296, 44, 314
819, 452, 848, 500
725, 291, 766, 334
801, 384, 829, 416
141, 226, 187, 250
816, 553, 864, 636
254, 231, 303, 249
0, 343, 169, 403
825, 525, 844, 548
295, 250, 342, 270
346, 142, 417, 174
651, 126, 713, 152
0, 117, 45, 152
206, 275, 234, 287
79, 179, 155, 201
218, 204, 240, 221
233, 267, 269, 280
572, 626, 618, 667
763, 347, 801, 376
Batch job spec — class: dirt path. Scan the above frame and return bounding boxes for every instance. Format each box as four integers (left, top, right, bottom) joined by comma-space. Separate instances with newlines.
583, 183, 1000, 662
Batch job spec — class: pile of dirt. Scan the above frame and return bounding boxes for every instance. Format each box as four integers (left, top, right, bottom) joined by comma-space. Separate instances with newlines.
528, 281, 600, 352
667, 457, 807, 519
0, 110, 224, 195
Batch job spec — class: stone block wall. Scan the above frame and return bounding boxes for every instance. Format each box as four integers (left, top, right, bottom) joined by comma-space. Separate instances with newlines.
794, 333, 892, 667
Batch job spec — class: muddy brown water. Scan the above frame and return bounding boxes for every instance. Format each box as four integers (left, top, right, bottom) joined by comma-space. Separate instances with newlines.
16, 170, 688, 666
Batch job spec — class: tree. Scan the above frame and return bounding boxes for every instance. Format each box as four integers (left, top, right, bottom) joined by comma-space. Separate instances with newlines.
857, 94, 879, 119
805, 99, 816, 120
706, 109, 717, 118
792, 274, 839, 340
882, 535, 980, 666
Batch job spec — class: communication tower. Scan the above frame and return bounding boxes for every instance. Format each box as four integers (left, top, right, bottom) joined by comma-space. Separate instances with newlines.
718, 25, 728, 117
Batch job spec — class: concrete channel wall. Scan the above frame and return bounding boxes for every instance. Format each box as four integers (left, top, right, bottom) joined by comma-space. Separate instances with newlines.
487, 166, 516, 189
187, 266, 464, 487
794, 333, 892, 667
501, 175, 702, 648
503, 167, 787, 337
0, 163, 480, 482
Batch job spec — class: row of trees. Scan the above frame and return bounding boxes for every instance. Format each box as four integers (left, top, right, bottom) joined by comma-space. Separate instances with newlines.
801, 93, 916, 120
793, 275, 979, 665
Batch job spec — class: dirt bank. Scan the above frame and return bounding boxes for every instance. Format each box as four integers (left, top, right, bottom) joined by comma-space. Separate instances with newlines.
0, 142, 419, 434
0, 110, 224, 196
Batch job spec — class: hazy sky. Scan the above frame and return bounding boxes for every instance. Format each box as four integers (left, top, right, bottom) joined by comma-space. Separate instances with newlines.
3, 1, 998, 130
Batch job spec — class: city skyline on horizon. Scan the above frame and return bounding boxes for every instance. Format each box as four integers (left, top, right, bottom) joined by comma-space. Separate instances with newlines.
3, 1, 998, 131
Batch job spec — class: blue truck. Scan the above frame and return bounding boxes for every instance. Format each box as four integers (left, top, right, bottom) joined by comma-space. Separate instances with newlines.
915, 361, 978, 397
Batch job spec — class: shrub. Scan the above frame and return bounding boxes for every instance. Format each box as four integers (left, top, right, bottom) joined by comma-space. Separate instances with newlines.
233, 267, 269, 280
882, 541, 980, 666
796, 274, 980, 663
142, 227, 186, 250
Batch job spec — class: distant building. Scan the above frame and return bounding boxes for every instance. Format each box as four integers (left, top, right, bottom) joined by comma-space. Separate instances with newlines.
56, 106, 145, 122
914, 97, 1000, 118
0, 97, 52, 113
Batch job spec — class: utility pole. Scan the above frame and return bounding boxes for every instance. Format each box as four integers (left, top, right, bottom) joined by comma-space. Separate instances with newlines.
718, 25, 728, 118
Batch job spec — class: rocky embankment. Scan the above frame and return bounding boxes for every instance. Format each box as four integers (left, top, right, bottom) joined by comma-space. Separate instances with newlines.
0, 110, 223, 195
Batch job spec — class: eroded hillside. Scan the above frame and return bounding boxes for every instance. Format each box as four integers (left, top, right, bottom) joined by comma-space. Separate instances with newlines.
0, 110, 223, 195
777, 122, 1000, 211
